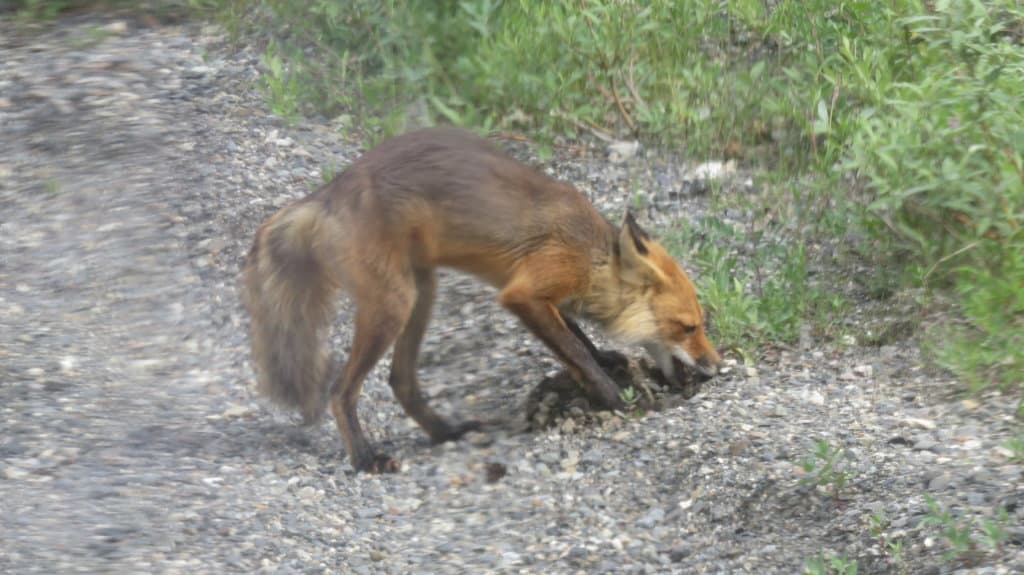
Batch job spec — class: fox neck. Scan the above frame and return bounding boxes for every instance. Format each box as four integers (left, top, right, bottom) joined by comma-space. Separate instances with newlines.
563, 238, 656, 344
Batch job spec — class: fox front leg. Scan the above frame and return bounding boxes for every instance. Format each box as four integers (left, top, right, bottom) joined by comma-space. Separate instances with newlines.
500, 298, 626, 412
563, 317, 630, 372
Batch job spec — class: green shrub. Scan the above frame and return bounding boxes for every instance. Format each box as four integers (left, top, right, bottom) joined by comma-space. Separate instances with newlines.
196, 0, 912, 165
845, 0, 1024, 406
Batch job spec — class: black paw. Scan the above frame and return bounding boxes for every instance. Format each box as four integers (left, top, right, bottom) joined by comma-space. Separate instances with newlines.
430, 419, 484, 445
354, 453, 401, 474
595, 349, 630, 372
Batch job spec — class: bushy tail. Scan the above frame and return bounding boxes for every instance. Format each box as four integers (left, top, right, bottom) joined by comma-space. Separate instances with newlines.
242, 201, 340, 424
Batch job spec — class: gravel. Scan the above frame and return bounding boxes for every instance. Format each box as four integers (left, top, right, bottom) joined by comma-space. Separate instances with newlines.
1, 14, 1022, 575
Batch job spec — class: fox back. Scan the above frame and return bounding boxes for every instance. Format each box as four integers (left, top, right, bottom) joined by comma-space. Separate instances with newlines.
312, 127, 613, 287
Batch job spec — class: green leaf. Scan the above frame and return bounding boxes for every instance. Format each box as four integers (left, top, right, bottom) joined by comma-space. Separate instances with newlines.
750, 60, 765, 80
429, 95, 463, 125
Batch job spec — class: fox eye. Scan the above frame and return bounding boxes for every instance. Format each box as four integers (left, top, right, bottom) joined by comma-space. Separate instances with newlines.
674, 321, 697, 335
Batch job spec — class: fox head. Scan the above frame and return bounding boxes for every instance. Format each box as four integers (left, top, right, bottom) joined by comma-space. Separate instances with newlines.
607, 213, 721, 384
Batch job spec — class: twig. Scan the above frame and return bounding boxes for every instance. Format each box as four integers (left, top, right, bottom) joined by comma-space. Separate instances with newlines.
829, 80, 841, 122
610, 76, 637, 133
922, 241, 980, 283
625, 57, 648, 111
486, 131, 586, 153
587, 70, 618, 103
487, 131, 534, 143
552, 112, 617, 143
586, 71, 636, 106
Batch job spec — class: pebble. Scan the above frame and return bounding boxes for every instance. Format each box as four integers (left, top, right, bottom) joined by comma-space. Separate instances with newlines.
966, 492, 987, 506
104, 21, 129, 34
669, 544, 692, 562
3, 466, 31, 480
356, 508, 382, 519
221, 404, 253, 418
913, 437, 938, 452
906, 417, 938, 430
928, 473, 954, 491
802, 389, 826, 406
636, 507, 666, 528
607, 140, 640, 163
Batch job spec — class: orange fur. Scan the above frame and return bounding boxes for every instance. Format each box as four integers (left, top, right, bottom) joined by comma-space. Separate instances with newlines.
241, 126, 720, 473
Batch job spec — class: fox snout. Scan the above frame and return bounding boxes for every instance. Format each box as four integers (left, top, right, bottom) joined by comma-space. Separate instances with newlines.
645, 342, 721, 386
693, 352, 720, 381
672, 345, 720, 382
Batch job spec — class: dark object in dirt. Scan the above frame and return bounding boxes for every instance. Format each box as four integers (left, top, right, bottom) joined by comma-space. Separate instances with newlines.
524, 356, 706, 430
640, 359, 704, 400
485, 462, 507, 484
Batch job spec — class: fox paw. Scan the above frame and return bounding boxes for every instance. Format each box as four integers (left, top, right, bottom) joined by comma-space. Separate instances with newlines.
430, 419, 484, 445
595, 349, 630, 372
355, 453, 401, 474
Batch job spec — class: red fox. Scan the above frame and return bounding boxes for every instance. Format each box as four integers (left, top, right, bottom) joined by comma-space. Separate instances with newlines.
242, 127, 720, 473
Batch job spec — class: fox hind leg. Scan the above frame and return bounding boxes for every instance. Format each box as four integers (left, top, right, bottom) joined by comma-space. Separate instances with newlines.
330, 286, 414, 473
388, 267, 482, 444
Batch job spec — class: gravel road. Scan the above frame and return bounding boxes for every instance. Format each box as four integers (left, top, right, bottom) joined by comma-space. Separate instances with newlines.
1, 15, 1021, 575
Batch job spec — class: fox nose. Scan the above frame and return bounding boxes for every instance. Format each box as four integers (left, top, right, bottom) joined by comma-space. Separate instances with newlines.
695, 356, 719, 380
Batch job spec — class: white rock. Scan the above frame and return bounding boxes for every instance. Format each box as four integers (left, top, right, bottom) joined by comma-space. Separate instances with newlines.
607, 140, 640, 163
803, 389, 826, 406
104, 21, 128, 34
59, 356, 76, 374
991, 446, 1015, 459
222, 404, 252, 419
2, 466, 30, 480
905, 417, 937, 430
853, 365, 873, 377
691, 160, 736, 180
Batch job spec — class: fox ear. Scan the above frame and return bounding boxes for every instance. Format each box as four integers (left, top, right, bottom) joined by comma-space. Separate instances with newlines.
617, 212, 666, 284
